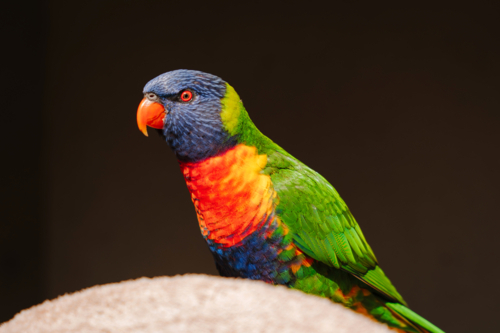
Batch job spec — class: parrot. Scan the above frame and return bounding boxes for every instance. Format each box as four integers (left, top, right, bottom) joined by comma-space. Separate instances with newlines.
136, 69, 444, 333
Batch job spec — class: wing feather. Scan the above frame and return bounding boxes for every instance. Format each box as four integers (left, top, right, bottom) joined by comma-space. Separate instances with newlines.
268, 151, 407, 305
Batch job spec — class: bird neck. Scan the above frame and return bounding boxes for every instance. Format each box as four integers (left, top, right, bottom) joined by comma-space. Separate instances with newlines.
220, 84, 285, 158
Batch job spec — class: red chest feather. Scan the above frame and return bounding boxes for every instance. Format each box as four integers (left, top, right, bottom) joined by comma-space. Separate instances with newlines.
179, 145, 275, 246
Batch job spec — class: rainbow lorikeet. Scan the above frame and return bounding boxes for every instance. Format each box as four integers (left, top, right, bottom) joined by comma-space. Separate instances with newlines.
136, 70, 443, 333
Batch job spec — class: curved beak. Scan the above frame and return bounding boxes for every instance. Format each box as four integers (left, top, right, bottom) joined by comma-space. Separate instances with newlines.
136, 98, 166, 137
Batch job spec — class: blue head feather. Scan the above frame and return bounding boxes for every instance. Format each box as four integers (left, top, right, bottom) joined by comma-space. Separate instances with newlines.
143, 69, 237, 162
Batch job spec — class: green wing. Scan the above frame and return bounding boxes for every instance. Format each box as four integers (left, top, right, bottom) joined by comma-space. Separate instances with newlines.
265, 150, 407, 305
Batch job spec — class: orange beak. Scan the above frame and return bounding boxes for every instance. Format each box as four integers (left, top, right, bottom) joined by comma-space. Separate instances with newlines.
136, 98, 166, 136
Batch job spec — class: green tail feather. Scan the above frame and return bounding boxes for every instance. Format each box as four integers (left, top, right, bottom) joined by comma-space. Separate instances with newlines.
386, 303, 445, 333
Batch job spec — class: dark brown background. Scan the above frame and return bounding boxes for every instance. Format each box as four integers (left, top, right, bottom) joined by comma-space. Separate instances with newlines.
1, 1, 499, 332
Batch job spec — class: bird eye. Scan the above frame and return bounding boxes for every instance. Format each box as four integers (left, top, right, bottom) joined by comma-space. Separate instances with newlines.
179, 90, 193, 102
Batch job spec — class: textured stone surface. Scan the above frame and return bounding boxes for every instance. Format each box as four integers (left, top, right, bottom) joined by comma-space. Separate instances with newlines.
0, 274, 392, 333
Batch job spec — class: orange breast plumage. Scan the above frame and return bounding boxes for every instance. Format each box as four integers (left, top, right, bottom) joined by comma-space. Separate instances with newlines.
179, 144, 276, 246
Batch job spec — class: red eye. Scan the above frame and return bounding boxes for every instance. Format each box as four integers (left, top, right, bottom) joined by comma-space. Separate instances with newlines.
180, 90, 193, 102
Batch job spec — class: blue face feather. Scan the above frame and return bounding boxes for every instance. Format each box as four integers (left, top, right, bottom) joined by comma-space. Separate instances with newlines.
143, 70, 236, 162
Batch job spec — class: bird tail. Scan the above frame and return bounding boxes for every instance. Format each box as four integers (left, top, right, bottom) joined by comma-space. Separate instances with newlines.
386, 302, 444, 333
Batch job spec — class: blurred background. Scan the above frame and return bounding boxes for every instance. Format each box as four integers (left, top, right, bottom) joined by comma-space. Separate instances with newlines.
1, 1, 499, 331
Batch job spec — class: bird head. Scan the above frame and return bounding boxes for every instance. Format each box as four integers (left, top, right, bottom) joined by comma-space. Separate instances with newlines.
137, 70, 245, 162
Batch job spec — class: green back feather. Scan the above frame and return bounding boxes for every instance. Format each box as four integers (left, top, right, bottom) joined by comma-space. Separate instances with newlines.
265, 151, 407, 305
